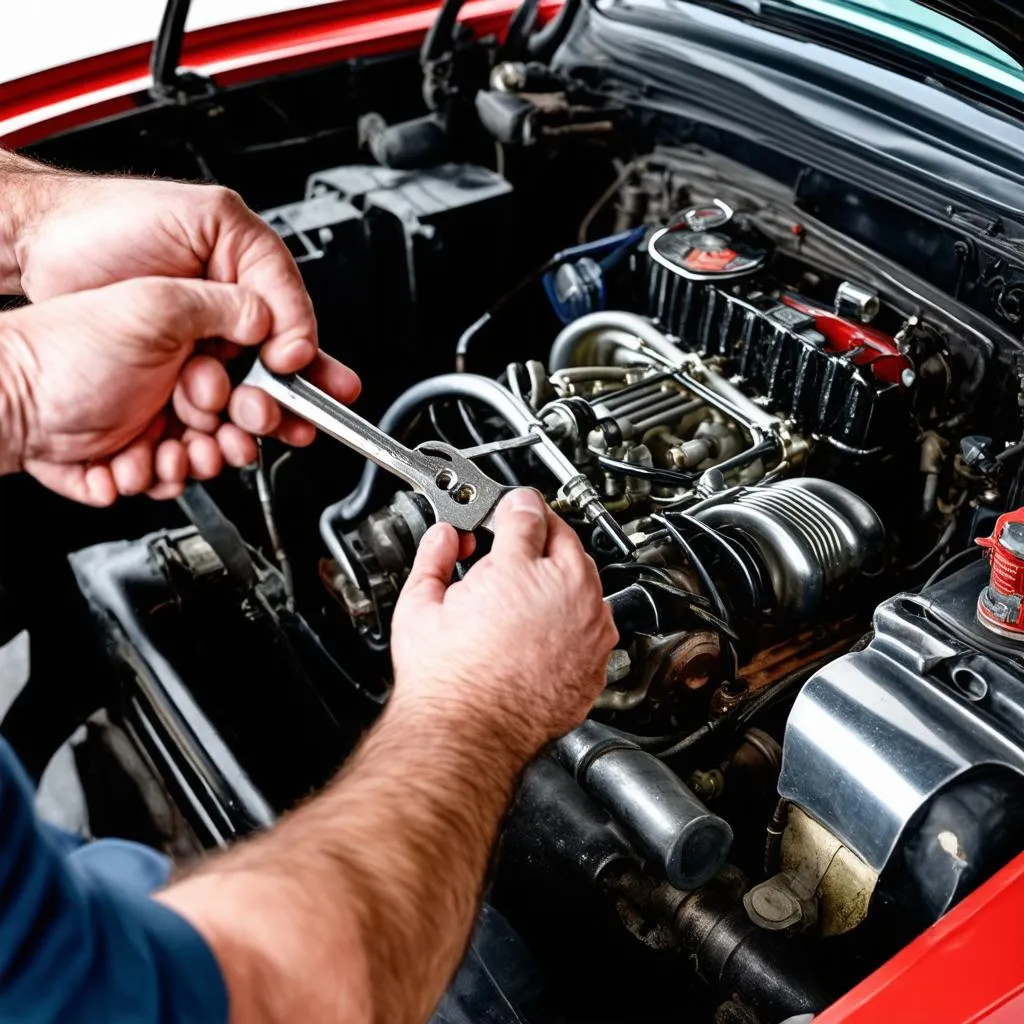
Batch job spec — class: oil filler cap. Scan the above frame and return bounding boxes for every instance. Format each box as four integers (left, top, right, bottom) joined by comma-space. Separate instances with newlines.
977, 508, 1024, 639
648, 224, 766, 282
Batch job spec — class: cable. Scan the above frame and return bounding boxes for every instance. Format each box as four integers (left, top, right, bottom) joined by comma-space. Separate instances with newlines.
457, 229, 647, 369
455, 264, 555, 369
652, 513, 738, 681
428, 402, 456, 445
598, 723, 684, 751
653, 657, 829, 764
764, 799, 789, 877
919, 545, 982, 590
665, 512, 762, 613
597, 454, 695, 489
651, 516, 729, 623
997, 439, 1024, 464
906, 517, 957, 572
734, 658, 831, 726
577, 159, 645, 243
254, 443, 294, 608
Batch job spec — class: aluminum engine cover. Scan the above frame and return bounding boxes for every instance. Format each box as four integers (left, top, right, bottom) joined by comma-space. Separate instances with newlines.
778, 559, 1024, 873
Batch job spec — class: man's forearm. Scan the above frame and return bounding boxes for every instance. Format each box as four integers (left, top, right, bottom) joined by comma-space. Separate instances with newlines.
0, 317, 31, 473
158, 688, 533, 1024
0, 149, 62, 294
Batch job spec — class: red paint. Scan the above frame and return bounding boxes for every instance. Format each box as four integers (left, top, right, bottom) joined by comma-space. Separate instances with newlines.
818, 851, 1024, 1023
976, 508, 1024, 635
0, 0, 560, 147
781, 292, 910, 386
685, 247, 738, 271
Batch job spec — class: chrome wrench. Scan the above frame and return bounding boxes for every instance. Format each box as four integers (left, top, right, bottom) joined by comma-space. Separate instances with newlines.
243, 359, 521, 532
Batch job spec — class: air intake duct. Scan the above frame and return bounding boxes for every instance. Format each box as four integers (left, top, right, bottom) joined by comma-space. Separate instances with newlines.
695, 478, 885, 620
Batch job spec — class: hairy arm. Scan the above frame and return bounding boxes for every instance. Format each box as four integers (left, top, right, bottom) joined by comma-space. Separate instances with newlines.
158, 496, 617, 1024
157, 692, 528, 1024
0, 148, 58, 293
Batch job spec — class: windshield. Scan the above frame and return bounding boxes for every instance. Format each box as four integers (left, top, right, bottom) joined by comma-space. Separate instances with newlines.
780, 0, 1024, 98
2, 1, 335, 84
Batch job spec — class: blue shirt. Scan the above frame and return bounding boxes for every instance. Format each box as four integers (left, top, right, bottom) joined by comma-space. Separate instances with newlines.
0, 736, 229, 1022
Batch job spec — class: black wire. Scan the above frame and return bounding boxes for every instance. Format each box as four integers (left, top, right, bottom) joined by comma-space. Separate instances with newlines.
708, 437, 780, 478
764, 799, 789, 877
906, 517, 957, 572
651, 515, 731, 628
597, 454, 695, 489
996, 439, 1024, 464
598, 723, 686, 751
920, 545, 982, 591
651, 721, 719, 764
651, 514, 738, 681
664, 513, 761, 612
601, 562, 682, 588
652, 657, 829, 764
734, 658, 831, 726
454, 258, 558, 369
227, 125, 348, 154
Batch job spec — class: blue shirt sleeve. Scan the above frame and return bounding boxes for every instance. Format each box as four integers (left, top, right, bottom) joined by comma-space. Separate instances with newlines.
0, 737, 229, 1023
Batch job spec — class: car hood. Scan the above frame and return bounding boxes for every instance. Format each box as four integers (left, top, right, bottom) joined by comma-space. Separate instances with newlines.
919, 1, 1024, 69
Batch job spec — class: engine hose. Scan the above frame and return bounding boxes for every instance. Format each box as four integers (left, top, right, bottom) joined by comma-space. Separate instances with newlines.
549, 310, 688, 372
327, 374, 553, 527
321, 374, 635, 561
596, 453, 695, 488
525, 0, 581, 61
652, 513, 738, 681
664, 513, 763, 615
554, 721, 733, 889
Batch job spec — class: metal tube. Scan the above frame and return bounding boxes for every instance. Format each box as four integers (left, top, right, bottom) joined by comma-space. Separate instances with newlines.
612, 389, 686, 420
549, 310, 691, 372
549, 311, 781, 437
322, 373, 633, 558
554, 721, 732, 889
598, 382, 668, 415
633, 397, 705, 433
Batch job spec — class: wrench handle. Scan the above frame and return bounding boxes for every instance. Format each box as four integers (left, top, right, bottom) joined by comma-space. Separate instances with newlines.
242, 360, 430, 487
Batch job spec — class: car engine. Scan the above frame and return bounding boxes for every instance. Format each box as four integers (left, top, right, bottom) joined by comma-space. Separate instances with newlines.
13, 8, 1024, 1022
277, 155, 1024, 1020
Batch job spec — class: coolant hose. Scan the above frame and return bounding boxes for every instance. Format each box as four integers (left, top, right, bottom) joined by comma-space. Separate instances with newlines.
321, 373, 602, 564
554, 721, 733, 888
549, 310, 688, 372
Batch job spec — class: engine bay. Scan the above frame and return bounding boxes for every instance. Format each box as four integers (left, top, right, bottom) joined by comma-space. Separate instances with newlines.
10, 7, 1024, 1021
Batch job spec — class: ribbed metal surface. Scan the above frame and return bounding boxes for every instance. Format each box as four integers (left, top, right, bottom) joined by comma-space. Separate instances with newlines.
644, 262, 899, 450
696, 478, 885, 619
738, 485, 848, 587
990, 544, 1024, 595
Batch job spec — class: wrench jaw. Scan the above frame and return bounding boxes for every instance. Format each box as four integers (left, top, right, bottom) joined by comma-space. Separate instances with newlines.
413, 442, 513, 534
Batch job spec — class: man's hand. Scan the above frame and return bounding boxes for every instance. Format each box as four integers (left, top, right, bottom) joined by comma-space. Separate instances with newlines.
0, 154, 346, 450
391, 488, 619, 756
158, 488, 616, 1024
0, 276, 357, 505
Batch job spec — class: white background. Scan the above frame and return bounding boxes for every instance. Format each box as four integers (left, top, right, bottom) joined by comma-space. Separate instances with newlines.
1, 1, 337, 84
